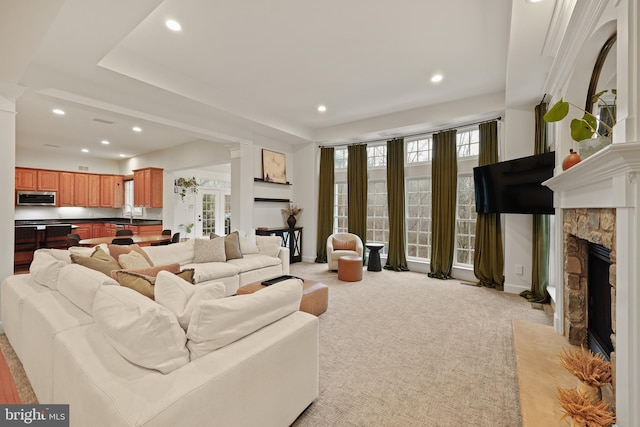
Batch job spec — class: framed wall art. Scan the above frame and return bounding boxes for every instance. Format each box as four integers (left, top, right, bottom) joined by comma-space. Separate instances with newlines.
262, 149, 287, 183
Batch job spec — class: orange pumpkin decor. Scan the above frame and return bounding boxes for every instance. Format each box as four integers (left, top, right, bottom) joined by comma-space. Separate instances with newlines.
562, 149, 581, 170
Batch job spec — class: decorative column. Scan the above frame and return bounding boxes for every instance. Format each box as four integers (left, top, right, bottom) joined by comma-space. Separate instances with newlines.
230, 142, 254, 233
0, 93, 17, 289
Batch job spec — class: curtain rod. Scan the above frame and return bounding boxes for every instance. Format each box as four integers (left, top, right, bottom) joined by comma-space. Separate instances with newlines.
318, 116, 502, 148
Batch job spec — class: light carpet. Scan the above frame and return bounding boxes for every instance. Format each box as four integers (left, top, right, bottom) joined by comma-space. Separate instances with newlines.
290, 263, 552, 427
0, 263, 553, 426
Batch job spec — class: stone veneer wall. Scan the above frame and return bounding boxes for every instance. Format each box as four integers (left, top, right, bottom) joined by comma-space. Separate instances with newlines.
563, 208, 616, 391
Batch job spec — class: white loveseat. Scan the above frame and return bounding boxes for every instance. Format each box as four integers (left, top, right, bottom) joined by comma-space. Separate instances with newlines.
0, 240, 318, 427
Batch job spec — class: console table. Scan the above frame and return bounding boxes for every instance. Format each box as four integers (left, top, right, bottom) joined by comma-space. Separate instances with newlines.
255, 227, 302, 263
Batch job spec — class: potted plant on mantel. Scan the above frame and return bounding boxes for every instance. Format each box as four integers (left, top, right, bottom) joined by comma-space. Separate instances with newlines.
544, 89, 616, 165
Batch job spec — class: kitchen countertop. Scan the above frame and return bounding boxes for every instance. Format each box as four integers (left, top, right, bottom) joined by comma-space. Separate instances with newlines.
15, 218, 163, 227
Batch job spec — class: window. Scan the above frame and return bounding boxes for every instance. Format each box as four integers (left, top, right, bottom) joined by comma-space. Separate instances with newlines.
406, 137, 432, 163
367, 145, 387, 168
456, 129, 480, 158
224, 194, 231, 235
366, 180, 388, 252
335, 148, 348, 170
454, 175, 477, 266
406, 177, 432, 259
123, 181, 142, 216
334, 182, 348, 232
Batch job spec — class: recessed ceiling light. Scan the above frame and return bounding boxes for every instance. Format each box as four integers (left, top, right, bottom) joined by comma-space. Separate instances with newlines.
132, 126, 142, 132
166, 19, 182, 31
81, 148, 89, 153
52, 108, 65, 115
119, 154, 126, 158
527, 0, 544, 3
317, 105, 327, 113
101, 140, 110, 145
431, 74, 443, 83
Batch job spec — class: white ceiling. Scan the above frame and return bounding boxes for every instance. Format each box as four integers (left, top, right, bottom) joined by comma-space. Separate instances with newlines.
2, 0, 558, 161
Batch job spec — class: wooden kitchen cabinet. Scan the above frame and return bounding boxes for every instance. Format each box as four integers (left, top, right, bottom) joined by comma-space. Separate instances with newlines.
133, 167, 163, 208
87, 174, 100, 207
104, 223, 118, 237
113, 175, 124, 208
100, 175, 115, 207
74, 174, 88, 207
74, 223, 92, 240
126, 224, 162, 236
92, 223, 105, 238
37, 170, 59, 191
15, 168, 37, 190
58, 172, 75, 206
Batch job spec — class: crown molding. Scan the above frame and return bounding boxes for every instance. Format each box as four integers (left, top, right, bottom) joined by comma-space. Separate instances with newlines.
543, 0, 610, 96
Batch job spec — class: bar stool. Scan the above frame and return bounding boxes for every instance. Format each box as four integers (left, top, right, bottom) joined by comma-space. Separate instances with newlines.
43, 224, 72, 249
338, 255, 363, 282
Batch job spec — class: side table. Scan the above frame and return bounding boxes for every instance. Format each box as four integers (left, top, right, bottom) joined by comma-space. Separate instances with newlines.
365, 243, 385, 272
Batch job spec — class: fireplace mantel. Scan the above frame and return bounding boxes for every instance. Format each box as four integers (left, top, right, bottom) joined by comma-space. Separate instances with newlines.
543, 142, 640, 209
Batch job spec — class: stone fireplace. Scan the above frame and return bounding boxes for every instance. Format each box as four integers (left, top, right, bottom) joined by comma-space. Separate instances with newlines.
543, 143, 640, 424
563, 208, 616, 389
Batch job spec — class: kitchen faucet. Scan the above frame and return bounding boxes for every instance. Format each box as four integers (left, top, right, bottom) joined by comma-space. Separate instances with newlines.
123, 204, 134, 224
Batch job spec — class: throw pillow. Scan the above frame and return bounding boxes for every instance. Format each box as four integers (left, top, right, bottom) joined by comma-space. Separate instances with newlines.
176, 268, 195, 284
70, 246, 121, 277
155, 271, 225, 330
333, 237, 356, 251
118, 250, 151, 269
255, 235, 282, 258
109, 263, 182, 281
93, 285, 189, 374
115, 271, 156, 299
193, 237, 226, 263
28, 250, 68, 290
186, 278, 303, 359
224, 231, 243, 260
108, 244, 154, 266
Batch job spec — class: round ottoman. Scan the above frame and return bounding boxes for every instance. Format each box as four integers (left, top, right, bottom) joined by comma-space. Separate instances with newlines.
338, 255, 363, 282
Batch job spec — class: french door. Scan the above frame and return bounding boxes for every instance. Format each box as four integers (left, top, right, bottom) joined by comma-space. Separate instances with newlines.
195, 189, 231, 238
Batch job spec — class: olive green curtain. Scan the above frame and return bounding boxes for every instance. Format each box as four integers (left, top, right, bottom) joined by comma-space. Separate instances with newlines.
315, 147, 335, 263
384, 138, 409, 271
347, 144, 367, 244
473, 121, 504, 289
521, 104, 550, 302
428, 130, 457, 279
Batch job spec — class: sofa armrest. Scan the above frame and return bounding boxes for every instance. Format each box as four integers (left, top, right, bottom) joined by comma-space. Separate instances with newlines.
278, 247, 290, 275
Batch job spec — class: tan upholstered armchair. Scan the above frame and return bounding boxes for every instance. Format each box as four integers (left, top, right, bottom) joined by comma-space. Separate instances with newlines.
327, 232, 364, 271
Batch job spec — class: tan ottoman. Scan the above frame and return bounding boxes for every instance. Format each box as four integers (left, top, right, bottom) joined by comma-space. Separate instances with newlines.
338, 255, 363, 282
237, 279, 329, 316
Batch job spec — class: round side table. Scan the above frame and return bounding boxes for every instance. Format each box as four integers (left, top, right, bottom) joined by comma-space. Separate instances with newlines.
365, 243, 385, 272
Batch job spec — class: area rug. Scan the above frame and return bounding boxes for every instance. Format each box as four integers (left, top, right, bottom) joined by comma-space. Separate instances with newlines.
0, 334, 36, 404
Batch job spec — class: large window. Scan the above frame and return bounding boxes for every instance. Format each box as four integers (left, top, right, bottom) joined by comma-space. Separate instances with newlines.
366, 180, 388, 251
335, 148, 348, 170
406, 137, 432, 163
406, 177, 432, 259
455, 175, 477, 266
367, 145, 387, 168
456, 129, 480, 158
334, 182, 348, 232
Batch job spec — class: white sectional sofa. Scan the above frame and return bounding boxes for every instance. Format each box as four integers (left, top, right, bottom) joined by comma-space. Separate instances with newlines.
0, 238, 318, 427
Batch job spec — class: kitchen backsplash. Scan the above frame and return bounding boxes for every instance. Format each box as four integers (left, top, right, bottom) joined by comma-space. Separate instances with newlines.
14, 206, 163, 220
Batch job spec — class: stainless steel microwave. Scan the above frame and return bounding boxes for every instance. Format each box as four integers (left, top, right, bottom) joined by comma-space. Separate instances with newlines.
16, 191, 57, 206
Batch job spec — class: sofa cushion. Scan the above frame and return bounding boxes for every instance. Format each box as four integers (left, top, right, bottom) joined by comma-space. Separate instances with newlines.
70, 246, 121, 277
224, 231, 243, 260
68, 243, 108, 258
186, 278, 303, 359
194, 237, 226, 263
29, 249, 69, 290
239, 230, 259, 255
118, 250, 152, 269
255, 235, 282, 258
182, 261, 240, 284
143, 239, 195, 266
57, 264, 119, 315
109, 244, 154, 266
93, 285, 190, 374
155, 271, 226, 330
227, 254, 282, 273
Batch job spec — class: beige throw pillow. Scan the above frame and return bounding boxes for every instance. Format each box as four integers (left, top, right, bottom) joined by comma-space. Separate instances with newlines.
108, 244, 154, 266
118, 250, 151, 269
194, 237, 226, 263
70, 246, 121, 277
224, 231, 243, 260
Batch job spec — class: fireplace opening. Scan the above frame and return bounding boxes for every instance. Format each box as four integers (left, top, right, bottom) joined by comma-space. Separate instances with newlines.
587, 242, 613, 360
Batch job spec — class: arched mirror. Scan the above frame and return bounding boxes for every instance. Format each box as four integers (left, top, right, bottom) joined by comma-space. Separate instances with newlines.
585, 33, 616, 136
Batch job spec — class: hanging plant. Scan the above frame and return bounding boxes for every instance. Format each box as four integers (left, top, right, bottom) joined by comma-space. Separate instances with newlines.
175, 177, 199, 201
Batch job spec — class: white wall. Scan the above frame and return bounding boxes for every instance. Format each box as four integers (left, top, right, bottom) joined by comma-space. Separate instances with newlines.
16, 146, 121, 174
292, 143, 318, 262
502, 108, 536, 294
0, 95, 17, 297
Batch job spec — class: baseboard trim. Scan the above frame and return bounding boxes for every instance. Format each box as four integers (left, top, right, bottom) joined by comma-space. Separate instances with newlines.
504, 282, 529, 295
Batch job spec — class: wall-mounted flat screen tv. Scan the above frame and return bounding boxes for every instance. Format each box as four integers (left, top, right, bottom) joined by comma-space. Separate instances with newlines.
473, 151, 555, 215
